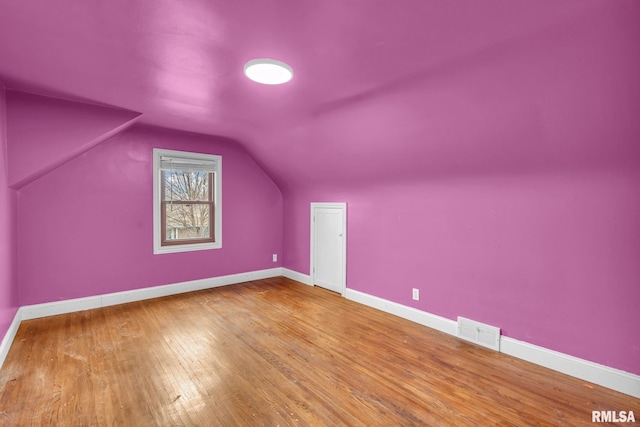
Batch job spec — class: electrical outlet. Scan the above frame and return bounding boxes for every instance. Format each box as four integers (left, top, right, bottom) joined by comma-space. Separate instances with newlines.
272, 254, 278, 262
412, 288, 419, 301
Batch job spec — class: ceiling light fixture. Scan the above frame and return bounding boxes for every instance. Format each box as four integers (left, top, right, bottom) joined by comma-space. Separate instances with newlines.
244, 58, 293, 85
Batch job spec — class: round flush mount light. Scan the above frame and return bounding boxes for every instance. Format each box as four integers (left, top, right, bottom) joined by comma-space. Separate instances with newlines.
244, 58, 293, 85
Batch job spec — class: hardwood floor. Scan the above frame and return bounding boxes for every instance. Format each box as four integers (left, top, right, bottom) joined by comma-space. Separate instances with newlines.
0, 277, 637, 426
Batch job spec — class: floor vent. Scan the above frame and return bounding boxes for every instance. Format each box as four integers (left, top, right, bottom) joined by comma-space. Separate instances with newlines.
457, 317, 501, 351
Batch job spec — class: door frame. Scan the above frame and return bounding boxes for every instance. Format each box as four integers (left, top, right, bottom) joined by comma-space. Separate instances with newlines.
310, 202, 347, 296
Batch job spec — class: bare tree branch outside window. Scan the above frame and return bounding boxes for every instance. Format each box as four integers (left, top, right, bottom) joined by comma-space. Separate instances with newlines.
162, 170, 214, 242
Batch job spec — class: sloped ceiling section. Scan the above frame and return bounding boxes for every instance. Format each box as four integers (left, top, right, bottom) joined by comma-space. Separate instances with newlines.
252, 2, 640, 191
6, 91, 141, 189
0, 0, 618, 191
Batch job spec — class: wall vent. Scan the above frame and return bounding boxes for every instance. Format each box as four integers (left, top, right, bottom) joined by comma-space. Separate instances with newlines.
457, 317, 501, 351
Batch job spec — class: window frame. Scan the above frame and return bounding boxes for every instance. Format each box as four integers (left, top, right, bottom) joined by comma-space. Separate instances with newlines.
153, 148, 222, 254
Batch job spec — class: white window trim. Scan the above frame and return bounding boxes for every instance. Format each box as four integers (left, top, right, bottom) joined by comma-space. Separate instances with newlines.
153, 148, 222, 254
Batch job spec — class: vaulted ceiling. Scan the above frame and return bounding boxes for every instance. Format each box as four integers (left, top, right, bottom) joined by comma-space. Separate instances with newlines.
1, 0, 637, 190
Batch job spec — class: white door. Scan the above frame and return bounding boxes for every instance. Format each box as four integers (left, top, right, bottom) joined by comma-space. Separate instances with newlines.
312, 203, 346, 294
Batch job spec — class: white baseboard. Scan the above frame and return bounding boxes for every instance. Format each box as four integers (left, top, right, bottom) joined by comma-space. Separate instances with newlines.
1, 268, 282, 369
343, 286, 640, 399
0, 309, 22, 370
345, 288, 458, 335
282, 268, 313, 286
501, 337, 640, 399
4, 269, 639, 399
19, 267, 283, 321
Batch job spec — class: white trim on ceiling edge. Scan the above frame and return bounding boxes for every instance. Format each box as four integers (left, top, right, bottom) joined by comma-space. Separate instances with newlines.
1, 267, 638, 399
344, 287, 640, 399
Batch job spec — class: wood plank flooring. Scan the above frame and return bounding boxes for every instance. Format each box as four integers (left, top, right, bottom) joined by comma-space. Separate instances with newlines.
0, 277, 637, 426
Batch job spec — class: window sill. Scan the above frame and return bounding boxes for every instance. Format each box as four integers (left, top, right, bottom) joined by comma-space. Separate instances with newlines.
153, 241, 222, 255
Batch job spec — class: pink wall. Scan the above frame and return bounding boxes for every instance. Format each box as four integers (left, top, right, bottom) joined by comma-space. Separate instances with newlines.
6, 90, 140, 189
283, 168, 640, 375
282, 5, 640, 375
18, 125, 282, 304
1, 0, 637, 381
0, 87, 19, 340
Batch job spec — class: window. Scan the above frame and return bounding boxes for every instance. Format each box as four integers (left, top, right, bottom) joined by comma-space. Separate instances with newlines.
153, 149, 221, 254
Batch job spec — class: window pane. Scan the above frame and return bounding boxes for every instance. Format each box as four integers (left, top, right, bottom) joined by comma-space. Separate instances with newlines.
154, 149, 221, 254
163, 171, 212, 202
164, 203, 211, 241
